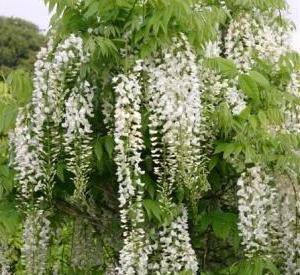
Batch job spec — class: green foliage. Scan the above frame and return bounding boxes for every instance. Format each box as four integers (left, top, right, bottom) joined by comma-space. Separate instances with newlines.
0, 0, 299, 273
206, 58, 239, 78
213, 257, 280, 275
0, 70, 32, 245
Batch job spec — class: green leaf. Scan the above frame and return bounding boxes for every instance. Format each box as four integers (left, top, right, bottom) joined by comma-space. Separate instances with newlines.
208, 155, 219, 171
0, 200, 21, 240
104, 135, 114, 159
215, 143, 242, 159
94, 138, 103, 162
262, 258, 280, 275
143, 199, 162, 222
0, 102, 18, 134
211, 211, 237, 240
257, 110, 268, 126
7, 69, 32, 105
196, 212, 211, 232
217, 102, 234, 135
84, 1, 99, 18
248, 70, 270, 89
239, 75, 259, 102
56, 162, 65, 183
207, 57, 238, 78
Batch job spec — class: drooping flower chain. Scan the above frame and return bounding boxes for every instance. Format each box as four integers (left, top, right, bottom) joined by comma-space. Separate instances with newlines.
21, 210, 51, 274
146, 34, 207, 206
277, 173, 300, 274
284, 71, 300, 135
225, 10, 290, 72
113, 64, 151, 274
62, 81, 94, 204
10, 34, 91, 274
237, 166, 300, 273
148, 207, 198, 274
0, 244, 11, 275
237, 166, 278, 258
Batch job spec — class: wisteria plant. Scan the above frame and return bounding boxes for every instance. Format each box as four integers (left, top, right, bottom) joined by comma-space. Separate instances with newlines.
0, 0, 300, 274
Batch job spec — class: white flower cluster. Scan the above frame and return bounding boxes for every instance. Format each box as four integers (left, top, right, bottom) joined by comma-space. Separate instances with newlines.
10, 34, 92, 274
113, 63, 150, 274
237, 166, 277, 257
284, 71, 300, 134
62, 81, 94, 203
201, 36, 247, 116
224, 82, 247, 116
114, 41, 201, 272
10, 106, 42, 203
0, 245, 11, 275
22, 210, 51, 275
199, 59, 247, 116
225, 11, 289, 72
148, 208, 198, 274
114, 48, 201, 274
237, 167, 300, 273
146, 34, 207, 204
11, 34, 89, 204
203, 40, 221, 59
276, 174, 300, 274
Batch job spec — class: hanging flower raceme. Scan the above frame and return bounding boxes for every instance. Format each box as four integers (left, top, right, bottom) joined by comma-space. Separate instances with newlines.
146, 34, 207, 206
21, 210, 51, 275
284, 71, 300, 134
11, 34, 89, 205
237, 166, 279, 258
224, 10, 290, 72
275, 173, 300, 274
114, 42, 202, 272
10, 34, 91, 274
0, 245, 11, 275
10, 105, 42, 205
113, 63, 151, 274
201, 39, 247, 117
62, 81, 94, 204
148, 207, 198, 274
237, 166, 300, 272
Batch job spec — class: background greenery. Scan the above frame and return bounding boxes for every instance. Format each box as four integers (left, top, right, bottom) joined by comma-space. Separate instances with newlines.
0, 16, 44, 79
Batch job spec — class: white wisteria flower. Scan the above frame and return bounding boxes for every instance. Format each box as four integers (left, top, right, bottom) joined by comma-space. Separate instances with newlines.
146, 34, 207, 204
62, 81, 94, 203
113, 63, 150, 274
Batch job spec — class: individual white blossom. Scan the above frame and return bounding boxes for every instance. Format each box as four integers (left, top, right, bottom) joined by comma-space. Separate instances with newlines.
203, 40, 221, 58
